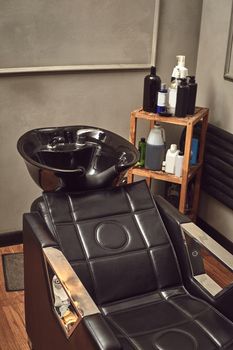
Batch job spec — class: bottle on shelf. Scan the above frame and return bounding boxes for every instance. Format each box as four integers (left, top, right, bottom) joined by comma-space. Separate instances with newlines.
165, 144, 179, 174
175, 78, 189, 117
157, 83, 168, 114
175, 151, 184, 177
145, 123, 166, 171
168, 70, 180, 116
190, 138, 199, 165
137, 137, 146, 167
187, 76, 198, 115
143, 66, 161, 112
171, 55, 189, 80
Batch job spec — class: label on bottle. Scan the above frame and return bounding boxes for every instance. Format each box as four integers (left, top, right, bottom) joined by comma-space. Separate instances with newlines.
168, 88, 177, 108
157, 92, 167, 107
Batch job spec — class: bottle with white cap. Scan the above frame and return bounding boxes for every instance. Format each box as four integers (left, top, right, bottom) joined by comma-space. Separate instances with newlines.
172, 55, 188, 80
165, 144, 180, 174
168, 55, 189, 116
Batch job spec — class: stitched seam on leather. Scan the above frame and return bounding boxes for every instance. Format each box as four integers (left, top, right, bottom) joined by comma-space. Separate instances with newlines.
107, 313, 192, 339
84, 244, 171, 262
165, 296, 222, 348
101, 291, 162, 314
128, 320, 196, 337
124, 188, 160, 288
67, 194, 99, 303
42, 194, 64, 252
222, 338, 233, 349
106, 315, 141, 350
85, 318, 105, 350
103, 299, 165, 315
151, 193, 184, 285
60, 207, 156, 224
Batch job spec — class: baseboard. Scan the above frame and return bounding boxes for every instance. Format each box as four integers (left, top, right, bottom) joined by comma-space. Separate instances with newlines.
0, 231, 23, 247
197, 217, 233, 255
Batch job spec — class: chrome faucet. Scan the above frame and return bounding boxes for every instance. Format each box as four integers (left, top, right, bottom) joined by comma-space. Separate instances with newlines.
48, 136, 65, 149
76, 129, 106, 143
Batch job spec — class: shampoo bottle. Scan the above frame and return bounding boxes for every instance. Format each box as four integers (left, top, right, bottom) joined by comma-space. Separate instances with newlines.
187, 76, 197, 115
157, 83, 168, 114
171, 55, 188, 80
143, 66, 161, 112
175, 78, 189, 117
165, 144, 179, 174
168, 71, 180, 115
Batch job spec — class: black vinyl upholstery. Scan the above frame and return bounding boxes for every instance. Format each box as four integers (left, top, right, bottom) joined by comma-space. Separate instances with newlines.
26, 180, 233, 349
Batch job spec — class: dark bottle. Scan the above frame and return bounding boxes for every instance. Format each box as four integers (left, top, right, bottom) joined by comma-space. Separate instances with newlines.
187, 76, 197, 115
143, 66, 161, 112
138, 137, 146, 167
175, 78, 189, 117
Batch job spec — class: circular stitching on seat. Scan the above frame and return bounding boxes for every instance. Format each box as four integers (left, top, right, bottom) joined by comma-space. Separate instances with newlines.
95, 221, 129, 250
154, 328, 198, 350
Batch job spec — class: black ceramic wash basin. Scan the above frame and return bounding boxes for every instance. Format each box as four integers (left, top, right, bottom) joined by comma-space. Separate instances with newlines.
17, 125, 139, 191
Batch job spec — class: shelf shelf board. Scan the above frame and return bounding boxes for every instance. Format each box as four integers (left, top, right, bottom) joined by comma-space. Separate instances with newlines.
129, 163, 202, 185
129, 167, 182, 184
131, 107, 209, 126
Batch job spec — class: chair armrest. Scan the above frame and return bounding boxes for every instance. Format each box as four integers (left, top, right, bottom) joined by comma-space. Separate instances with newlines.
43, 246, 100, 319
155, 196, 233, 322
181, 222, 233, 321
23, 212, 122, 349
84, 314, 122, 350
181, 222, 233, 294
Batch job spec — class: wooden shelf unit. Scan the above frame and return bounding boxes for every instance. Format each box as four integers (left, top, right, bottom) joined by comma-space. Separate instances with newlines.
127, 107, 209, 221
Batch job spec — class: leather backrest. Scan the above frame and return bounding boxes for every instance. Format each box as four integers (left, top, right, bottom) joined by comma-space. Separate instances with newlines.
41, 181, 181, 305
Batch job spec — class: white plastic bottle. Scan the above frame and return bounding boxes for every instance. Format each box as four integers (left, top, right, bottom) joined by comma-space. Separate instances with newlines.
165, 144, 179, 174
175, 152, 184, 177
168, 71, 180, 115
168, 55, 188, 116
172, 55, 188, 80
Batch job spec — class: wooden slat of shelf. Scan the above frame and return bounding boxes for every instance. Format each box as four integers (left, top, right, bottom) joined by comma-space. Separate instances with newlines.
188, 163, 202, 181
130, 167, 182, 184
132, 107, 208, 126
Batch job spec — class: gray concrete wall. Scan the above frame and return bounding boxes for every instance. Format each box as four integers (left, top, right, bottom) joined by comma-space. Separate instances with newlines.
0, 0, 203, 234
196, 0, 233, 242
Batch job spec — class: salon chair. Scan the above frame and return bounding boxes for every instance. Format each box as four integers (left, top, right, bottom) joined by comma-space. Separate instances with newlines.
23, 180, 233, 350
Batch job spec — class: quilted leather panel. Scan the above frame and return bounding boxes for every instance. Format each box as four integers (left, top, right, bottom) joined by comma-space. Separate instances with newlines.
76, 214, 146, 259
90, 250, 157, 304
68, 188, 131, 221
103, 291, 233, 349
42, 180, 181, 304
38, 180, 233, 349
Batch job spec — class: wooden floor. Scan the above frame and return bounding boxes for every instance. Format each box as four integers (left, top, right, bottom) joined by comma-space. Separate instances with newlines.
0, 245, 29, 350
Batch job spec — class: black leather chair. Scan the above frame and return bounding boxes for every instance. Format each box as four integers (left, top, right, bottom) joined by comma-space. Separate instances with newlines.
23, 180, 233, 349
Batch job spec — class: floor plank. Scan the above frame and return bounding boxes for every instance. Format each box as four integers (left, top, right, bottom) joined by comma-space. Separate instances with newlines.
0, 245, 29, 350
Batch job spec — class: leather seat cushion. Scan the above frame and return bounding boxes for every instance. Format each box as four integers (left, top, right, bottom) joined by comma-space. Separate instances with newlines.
101, 289, 233, 349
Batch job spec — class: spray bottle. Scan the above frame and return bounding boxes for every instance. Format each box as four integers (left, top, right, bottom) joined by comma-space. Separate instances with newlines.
171, 55, 188, 80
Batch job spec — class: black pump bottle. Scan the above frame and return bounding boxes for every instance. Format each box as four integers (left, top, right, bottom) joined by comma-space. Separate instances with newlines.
175, 78, 189, 117
143, 66, 161, 112
187, 76, 197, 115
